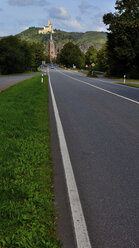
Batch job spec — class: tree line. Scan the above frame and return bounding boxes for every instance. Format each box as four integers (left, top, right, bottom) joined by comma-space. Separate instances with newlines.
56, 0, 139, 79
56, 42, 107, 73
0, 36, 46, 74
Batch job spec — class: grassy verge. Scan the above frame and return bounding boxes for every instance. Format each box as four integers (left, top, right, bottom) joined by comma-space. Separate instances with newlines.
116, 82, 139, 88
0, 76, 61, 247
106, 76, 139, 82
77, 69, 88, 75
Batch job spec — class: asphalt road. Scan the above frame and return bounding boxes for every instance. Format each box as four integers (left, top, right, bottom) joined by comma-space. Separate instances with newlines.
49, 67, 139, 248
0, 73, 41, 92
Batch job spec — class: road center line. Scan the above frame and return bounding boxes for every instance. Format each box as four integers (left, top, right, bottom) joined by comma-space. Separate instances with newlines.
57, 69, 139, 105
48, 70, 92, 248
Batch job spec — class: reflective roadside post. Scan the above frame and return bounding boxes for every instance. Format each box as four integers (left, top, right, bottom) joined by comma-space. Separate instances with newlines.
124, 75, 126, 84
41, 73, 44, 83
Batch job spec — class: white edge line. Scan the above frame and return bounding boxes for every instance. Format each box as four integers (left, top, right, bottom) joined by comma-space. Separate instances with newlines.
60, 69, 139, 89
48, 70, 92, 248
57, 69, 139, 105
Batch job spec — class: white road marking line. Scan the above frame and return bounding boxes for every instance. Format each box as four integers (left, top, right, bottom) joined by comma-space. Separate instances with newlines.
59, 69, 139, 87
48, 70, 92, 248
87, 77, 139, 88
57, 69, 139, 105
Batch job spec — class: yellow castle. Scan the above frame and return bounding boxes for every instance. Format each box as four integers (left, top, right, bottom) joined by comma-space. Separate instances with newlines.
38, 20, 55, 34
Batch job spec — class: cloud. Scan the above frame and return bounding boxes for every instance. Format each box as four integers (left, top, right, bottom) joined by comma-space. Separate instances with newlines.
63, 20, 82, 30
96, 26, 106, 32
17, 18, 34, 26
89, 11, 107, 32
0, 8, 3, 11
49, 7, 70, 20
79, 1, 99, 14
8, 0, 48, 6
76, 16, 82, 22
21, 26, 29, 31
93, 11, 106, 25
53, 19, 83, 32
48, 6, 83, 31
0, 25, 29, 37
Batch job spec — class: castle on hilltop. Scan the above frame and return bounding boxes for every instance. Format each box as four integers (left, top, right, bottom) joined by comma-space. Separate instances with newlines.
38, 20, 55, 34
38, 20, 56, 62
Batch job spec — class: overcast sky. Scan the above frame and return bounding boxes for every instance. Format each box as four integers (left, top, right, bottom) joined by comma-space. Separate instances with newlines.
0, 0, 116, 37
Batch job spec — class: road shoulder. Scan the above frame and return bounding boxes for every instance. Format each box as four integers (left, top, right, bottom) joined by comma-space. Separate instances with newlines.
49, 90, 77, 248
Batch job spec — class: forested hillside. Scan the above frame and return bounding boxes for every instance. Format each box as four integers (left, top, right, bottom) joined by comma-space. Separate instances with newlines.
17, 27, 107, 54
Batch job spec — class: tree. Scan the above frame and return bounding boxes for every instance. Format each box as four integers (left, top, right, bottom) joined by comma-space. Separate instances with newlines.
30, 43, 45, 71
0, 36, 31, 74
0, 36, 46, 74
19, 39, 32, 71
85, 46, 97, 65
56, 42, 85, 68
103, 0, 139, 78
96, 45, 108, 72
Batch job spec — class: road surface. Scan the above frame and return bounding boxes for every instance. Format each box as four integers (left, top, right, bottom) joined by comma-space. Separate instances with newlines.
0, 73, 41, 92
49, 67, 139, 248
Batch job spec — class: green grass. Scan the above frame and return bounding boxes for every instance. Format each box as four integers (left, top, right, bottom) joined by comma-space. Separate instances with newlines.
77, 69, 88, 75
0, 76, 61, 247
116, 82, 139, 88
106, 76, 139, 82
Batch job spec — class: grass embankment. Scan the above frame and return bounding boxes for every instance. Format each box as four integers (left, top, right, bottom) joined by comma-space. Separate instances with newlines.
117, 82, 139, 88
0, 76, 61, 247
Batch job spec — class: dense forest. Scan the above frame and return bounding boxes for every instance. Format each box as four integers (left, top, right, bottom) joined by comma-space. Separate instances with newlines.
103, 0, 139, 78
0, 36, 45, 74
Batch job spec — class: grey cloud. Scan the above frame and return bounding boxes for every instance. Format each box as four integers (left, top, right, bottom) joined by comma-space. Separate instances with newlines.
17, 18, 34, 25
93, 11, 106, 22
8, 0, 48, 6
49, 7, 70, 20
79, 1, 100, 14
90, 11, 106, 32
76, 16, 82, 22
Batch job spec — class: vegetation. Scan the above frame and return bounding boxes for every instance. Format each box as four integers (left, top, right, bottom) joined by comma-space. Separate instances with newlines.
1, 1, 138, 78
117, 82, 139, 88
56, 41, 109, 74
30, 42, 45, 71
18, 27, 107, 54
85, 46, 97, 65
56, 42, 85, 68
0, 76, 61, 247
0, 36, 31, 74
103, 0, 139, 78
96, 45, 108, 72
0, 36, 45, 74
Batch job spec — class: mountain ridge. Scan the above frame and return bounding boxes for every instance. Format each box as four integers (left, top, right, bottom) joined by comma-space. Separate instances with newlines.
17, 27, 107, 54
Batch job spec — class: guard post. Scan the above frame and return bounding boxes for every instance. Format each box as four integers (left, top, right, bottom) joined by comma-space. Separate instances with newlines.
41, 73, 44, 83
124, 75, 126, 84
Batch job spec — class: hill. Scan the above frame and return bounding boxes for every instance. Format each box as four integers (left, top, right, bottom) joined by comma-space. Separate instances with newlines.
17, 27, 107, 55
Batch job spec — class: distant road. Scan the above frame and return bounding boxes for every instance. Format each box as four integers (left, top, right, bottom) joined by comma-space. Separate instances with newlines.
49, 67, 139, 248
0, 73, 41, 92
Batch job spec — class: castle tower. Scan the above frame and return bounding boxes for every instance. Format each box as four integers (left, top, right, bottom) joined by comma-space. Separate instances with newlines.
49, 32, 56, 62
38, 20, 55, 34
